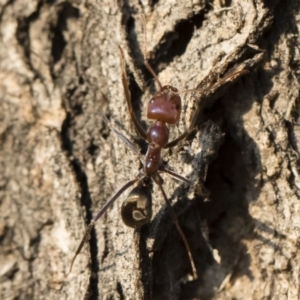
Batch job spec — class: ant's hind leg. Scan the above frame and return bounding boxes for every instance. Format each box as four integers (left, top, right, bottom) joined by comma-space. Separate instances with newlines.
66, 177, 139, 278
154, 173, 198, 280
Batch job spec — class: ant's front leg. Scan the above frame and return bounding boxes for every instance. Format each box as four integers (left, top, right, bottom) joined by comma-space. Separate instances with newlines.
119, 46, 147, 141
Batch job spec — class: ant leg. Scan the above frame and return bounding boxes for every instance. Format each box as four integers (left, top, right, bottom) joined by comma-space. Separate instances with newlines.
154, 173, 198, 280
119, 46, 147, 141
66, 177, 140, 277
102, 115, 142, 157
141, 15, 162, 89
161, 166, 193, 186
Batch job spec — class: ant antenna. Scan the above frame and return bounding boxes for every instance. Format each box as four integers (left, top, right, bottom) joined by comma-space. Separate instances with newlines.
141, 15, 163, 89
175, 59, 251, 95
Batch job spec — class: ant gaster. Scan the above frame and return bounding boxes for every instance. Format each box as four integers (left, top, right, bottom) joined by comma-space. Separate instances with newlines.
66, 16, 255, 281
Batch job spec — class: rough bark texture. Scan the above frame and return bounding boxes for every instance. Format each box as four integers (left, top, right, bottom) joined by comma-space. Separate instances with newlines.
1, 0, 300, 299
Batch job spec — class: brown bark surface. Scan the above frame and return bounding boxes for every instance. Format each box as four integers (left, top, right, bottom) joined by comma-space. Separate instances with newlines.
1, 0, 300, 299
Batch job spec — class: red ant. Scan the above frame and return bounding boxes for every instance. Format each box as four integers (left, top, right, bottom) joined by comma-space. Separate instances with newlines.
66, 16, 260, 282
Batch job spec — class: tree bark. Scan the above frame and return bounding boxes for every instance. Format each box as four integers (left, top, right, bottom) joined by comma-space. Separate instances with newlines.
1, 0, 300, 299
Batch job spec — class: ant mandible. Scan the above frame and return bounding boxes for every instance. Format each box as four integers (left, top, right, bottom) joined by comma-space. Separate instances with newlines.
66, 15, 254, 281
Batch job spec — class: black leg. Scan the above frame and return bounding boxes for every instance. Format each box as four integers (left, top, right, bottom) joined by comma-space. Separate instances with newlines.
119, 46, 147, 140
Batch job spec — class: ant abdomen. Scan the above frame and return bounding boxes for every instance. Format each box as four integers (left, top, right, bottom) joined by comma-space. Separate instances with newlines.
121, 181, 152, 228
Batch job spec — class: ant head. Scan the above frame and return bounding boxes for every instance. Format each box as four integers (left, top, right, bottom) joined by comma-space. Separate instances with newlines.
147, 85, 182, 124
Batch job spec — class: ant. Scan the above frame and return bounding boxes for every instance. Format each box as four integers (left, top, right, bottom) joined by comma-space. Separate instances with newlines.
65, 16, 262, 283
